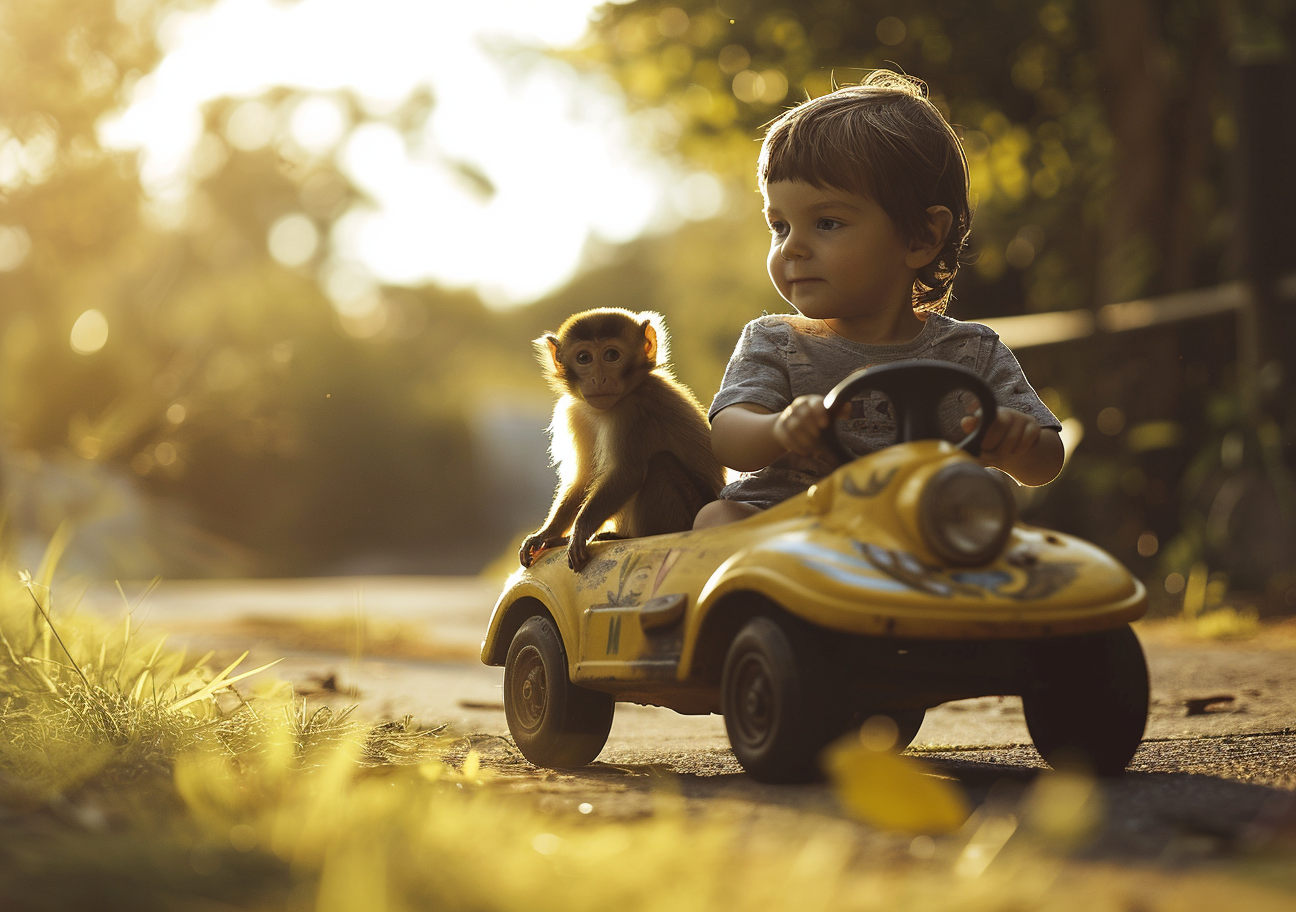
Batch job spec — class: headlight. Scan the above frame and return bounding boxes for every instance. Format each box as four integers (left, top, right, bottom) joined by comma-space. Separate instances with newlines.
919, 463, 1016, 565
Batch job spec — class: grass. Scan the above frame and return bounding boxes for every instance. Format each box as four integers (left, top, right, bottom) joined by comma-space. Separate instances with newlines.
1, 537, 1294, 910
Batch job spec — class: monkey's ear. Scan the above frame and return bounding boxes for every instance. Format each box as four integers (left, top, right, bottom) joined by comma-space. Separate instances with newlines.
534, 333, 562, 373
639, 312, 669, 366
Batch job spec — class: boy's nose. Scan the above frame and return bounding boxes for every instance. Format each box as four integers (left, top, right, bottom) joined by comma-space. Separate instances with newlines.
779, 232, 808, 259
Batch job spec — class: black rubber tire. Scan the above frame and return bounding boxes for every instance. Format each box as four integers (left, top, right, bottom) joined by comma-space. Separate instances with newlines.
721, 616, 834, 783
1021, 625, 1149, 776
504, 615, 614, 769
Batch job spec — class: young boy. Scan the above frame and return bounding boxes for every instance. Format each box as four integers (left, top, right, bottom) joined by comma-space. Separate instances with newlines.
695, 71, 1064, 529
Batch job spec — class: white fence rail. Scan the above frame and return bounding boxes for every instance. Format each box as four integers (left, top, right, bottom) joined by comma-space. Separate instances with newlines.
980, 274, 1296, 350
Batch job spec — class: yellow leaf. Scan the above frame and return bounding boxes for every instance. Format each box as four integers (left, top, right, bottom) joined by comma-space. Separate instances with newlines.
824, 737, 969, 835
462, 750, 480, 781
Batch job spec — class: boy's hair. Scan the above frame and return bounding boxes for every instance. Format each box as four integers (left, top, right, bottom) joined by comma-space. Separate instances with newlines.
757, 71, 971, 314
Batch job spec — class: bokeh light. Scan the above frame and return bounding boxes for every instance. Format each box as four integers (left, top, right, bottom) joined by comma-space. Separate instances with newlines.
1136, 532, 1158, 558
267, 214, 321, 267
289, 95, 348, 155
1096, 407, 1125, 435
70, 309, 109, 355
0, 225, 32, 271
876, 16, 907, 46
224, 99, 276, 151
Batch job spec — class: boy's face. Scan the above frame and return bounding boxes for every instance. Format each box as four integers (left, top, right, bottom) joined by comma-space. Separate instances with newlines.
763, 180, 927, 333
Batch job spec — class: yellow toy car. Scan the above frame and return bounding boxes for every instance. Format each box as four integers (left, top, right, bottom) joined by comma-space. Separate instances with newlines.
481, 362, 1149, 783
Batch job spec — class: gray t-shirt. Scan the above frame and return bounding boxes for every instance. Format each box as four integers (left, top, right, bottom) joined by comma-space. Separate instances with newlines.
709, 313, 1061, 508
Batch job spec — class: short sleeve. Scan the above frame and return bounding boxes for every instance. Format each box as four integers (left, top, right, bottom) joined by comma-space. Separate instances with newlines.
708, 320, 796, 422
978, 336, 1061, 431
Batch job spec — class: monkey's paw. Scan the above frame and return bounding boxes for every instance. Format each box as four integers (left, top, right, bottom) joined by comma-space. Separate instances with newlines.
520, 534, 568, 567
566, 539, 590, 572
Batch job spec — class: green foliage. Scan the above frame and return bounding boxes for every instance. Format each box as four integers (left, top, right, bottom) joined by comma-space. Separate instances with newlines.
566, 0, 1277, 312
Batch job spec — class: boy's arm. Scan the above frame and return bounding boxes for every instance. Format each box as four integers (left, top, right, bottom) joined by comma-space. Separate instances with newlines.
711, 398, 830, 472
970, 407, 1064, 486
717, 397, 1063, 484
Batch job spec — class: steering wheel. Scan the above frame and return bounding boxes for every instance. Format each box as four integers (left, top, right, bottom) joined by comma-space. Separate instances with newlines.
820, 360, 998, 464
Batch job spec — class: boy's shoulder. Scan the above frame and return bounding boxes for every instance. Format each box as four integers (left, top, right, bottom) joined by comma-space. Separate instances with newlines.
737, 312, 1005, 353
922, 312, 1001, 343
744, 312, 845, 344
747, 312, 822, 334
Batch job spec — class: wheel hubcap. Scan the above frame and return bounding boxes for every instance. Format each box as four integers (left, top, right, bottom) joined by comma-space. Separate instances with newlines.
511, 645, 548, 734
731, 655, 774, 748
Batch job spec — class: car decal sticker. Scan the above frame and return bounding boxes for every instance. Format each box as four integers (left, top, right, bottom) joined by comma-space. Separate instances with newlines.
1008, 561, 1080, 600
763, 540, 909, 593
857, 542, 1081, 600
649, 549, 681, 599
841, 466, 898, 498
857, 543, 985, 598
589, 550, 669, 607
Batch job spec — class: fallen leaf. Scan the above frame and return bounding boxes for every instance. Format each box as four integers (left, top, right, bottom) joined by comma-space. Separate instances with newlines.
824, 736, 969, 835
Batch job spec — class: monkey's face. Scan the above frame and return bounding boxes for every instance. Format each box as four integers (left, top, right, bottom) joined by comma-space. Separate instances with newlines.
563, 338, 647, 409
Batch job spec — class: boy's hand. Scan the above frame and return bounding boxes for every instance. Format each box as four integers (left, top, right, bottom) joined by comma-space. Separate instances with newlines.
773, 395, 831, 457
960, 406, 1041, 457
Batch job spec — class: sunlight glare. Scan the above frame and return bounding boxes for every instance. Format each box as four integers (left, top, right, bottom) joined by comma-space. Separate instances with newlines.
99, 0, 676, 307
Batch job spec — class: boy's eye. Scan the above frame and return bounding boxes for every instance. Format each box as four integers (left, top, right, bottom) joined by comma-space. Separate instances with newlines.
816, 218, 842, 230
767, 220, 788, 237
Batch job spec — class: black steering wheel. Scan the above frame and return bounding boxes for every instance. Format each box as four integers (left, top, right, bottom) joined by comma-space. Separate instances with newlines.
820, 360, 998, 464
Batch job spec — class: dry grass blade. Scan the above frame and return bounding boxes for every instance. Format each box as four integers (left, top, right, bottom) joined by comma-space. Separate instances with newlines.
166, 651, 283, 713
23, 580, 91, 691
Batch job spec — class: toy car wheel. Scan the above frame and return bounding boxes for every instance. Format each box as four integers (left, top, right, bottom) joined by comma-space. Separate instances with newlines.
1021, 625, 1149, 776
722, 616, 834, 783
504, 615, 614, 769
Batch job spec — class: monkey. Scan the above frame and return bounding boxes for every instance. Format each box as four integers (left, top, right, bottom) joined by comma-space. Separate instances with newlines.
520, 308, 725, 572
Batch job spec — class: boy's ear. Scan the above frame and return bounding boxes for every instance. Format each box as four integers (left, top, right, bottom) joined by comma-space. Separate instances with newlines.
905, 205, 954, 269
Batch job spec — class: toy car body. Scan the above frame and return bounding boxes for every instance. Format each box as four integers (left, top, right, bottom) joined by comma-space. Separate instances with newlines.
481, 362, 1150, 782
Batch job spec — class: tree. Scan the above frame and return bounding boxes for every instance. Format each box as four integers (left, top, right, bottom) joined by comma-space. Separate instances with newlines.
565, 0, 1290, 312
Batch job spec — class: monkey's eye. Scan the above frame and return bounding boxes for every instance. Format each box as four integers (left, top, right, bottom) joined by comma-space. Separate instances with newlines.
575, 351, 594, 365
604, 349, 621, 362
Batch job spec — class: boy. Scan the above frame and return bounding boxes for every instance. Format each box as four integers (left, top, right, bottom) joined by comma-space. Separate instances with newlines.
695, 72, 1063, 529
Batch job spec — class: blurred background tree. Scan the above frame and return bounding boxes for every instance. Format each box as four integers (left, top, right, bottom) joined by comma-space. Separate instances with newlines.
1, 0, 1293, 610
0, 0, 526, 575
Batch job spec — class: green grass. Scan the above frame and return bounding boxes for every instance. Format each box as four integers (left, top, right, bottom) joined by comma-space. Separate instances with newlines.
1, 536, 1294, 910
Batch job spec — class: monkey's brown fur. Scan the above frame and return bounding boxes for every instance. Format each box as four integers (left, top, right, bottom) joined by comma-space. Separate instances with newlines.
520, 308, 724, 571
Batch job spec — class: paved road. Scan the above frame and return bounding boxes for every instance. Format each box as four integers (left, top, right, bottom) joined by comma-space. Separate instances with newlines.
80, 576, 1296, 869
83, 576, 1296, 746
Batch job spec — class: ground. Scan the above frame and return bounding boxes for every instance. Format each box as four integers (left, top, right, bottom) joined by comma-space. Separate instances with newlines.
83, 576, 1296, 880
